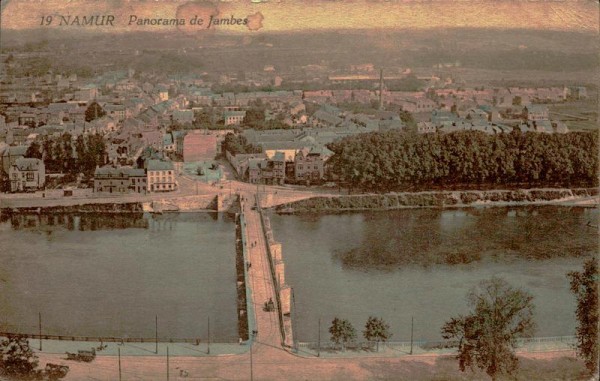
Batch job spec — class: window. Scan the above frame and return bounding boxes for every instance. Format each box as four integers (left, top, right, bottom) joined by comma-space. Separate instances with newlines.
26, 172, 34, 181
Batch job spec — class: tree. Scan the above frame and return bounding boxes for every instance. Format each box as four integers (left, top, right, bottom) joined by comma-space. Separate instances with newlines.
329, 317, 356, 351
363, 316, 392, 351
0, 171, 10, 193
567, 258, 598, 375
0, 334, 39, 378
441, 277, 535, 381
25, 141, 42, 159
85, 102, 106, 122
243, 100, 266, 129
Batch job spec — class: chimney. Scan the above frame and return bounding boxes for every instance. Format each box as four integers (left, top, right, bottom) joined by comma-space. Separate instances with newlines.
379, 68, 384, 111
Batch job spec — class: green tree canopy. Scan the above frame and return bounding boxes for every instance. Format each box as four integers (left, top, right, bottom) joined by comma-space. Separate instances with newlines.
0, 334, 39, 378
327, 130, 598, 191
85, 102, 106, 122
221, 133, 262, 155
363, 316, 392, 351
567, 257, 598, 375
329, 317, 357, 351
441, 277, 535, 381
24, 141, 42, 160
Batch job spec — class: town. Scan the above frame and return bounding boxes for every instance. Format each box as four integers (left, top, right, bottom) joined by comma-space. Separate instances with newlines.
0, 52, 592, 195
0, 14, 598, 381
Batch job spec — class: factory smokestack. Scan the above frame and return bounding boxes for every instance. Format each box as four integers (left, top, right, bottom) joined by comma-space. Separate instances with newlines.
379, 68, 384, 110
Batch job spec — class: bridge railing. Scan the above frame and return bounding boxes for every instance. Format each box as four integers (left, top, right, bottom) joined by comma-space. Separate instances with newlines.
296, 335, 577, 354
255, 193, 287, 346
0, 332, 238, 344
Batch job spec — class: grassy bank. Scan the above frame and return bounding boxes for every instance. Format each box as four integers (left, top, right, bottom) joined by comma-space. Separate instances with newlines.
1, 202, 144, 215
275, 188, 598, 213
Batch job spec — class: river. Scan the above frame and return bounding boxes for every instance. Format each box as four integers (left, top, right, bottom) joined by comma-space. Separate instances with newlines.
268, 206, 598, 342
0, 212, 238, 342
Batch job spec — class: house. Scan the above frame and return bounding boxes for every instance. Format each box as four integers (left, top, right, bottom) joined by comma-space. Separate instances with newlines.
226, 152, 268, 178
1, 145, 28, 174
311, 110, 343, 128
247, 152, 285, 185
93, 167, 147, 194
223, 110, 246, 126
9, 158, 45, 192
104, 104, 126, 121
172, 109, 195, 125
289, 101, 306, 115
147, 160, 176, 192
294, 147, 328, 182
163, 133, 176, 152
417, 122, 436, 134
524, 105, 549, 122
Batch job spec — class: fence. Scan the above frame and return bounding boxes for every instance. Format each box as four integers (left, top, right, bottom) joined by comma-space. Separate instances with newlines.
297, 335, 577, 354
238, 198, 256, 345
256, 193, 287, 346
0, 332, 214, 344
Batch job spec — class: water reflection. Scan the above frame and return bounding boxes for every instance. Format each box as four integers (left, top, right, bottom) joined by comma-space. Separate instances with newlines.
0, 212, 237, 340
6, 213, 149, 232
270, 206, 598, 341
318, 206, 597, 269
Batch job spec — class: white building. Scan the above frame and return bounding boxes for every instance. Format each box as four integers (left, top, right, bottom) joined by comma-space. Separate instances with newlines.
147, 160, 177, 192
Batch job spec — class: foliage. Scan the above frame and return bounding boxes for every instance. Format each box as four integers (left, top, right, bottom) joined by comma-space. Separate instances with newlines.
221, 133, 262, 156
329, 317, 357, 350
441, 277, 535, 381
0, 171, 10, 193
41, 134, 106, 176
25, 142, 43, 160
567, 258, 598, 375
385, 74, 425, 92
84, 102, 106, 122
192, 110, 214, 129
0, 334, 39, 378
363, 316, 391, 351
327, 130, 598, 191
242, 100, 266, 129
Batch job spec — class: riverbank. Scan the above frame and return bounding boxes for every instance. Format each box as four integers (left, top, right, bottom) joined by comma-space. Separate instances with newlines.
274, 188, 599, 213
0, 202, 143, 215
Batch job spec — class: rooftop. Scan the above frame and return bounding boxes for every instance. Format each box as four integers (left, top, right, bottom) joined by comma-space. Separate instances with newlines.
147, 159, 174, 171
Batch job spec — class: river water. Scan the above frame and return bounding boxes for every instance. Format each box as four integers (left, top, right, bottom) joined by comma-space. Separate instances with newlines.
268, 206, 598, 342
0, 213, 238, 342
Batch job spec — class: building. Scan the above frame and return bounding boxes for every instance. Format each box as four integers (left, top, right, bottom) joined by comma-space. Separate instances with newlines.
247, 152, 285, 185
163, 133, 176, 152
9, 158, 45, 192
172, 109, 195, 125
294, 147, 327, 182
223, 110, 246, 126
1, 145, 28, 174
93, 167, 147, 194
182, 130, 218, 162
524, 105, 549, 122
147, 160, 176, 192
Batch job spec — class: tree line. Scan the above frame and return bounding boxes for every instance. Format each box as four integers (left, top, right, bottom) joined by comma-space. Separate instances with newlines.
25, 133, 107, 178
221, 133, 262, 156
327, 130, 598, 191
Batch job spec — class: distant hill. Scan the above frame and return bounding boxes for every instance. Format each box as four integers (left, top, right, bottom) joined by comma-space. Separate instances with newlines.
1, 28, 597, 76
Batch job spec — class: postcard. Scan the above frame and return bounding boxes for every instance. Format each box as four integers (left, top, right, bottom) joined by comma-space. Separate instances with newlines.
0, 1, 598, 380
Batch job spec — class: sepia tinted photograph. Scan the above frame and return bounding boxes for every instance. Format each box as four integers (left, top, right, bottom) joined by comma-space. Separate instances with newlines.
0, 1, 598, 380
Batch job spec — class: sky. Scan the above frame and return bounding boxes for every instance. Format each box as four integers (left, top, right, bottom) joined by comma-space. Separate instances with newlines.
0, 0, 598, 34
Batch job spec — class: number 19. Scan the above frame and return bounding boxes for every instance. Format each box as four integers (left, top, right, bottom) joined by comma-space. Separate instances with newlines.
40, 16, 53, 26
